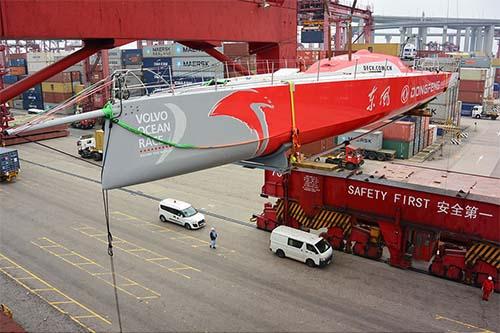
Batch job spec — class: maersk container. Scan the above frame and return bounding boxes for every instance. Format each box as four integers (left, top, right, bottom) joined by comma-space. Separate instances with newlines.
460, 68, 487, 81
172, 43, 222, 57
337, 130, 383, 151
143, 45, 173, 58
121, 49, 143, 66
460, 57, 491, 69
172, 57, 223, 73
171, 76, 210, 86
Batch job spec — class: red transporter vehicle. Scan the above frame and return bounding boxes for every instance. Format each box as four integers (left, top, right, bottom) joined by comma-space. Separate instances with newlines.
255, 163, 500, 291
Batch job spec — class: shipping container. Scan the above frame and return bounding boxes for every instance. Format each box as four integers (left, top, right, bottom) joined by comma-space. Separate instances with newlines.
461, 108, 473, 117
300, 137, 336, 157
171, 76, 210, 86
121, 49, 143, 66
8, 58, 26, 67
301, 30, 323, 43
351, 43, 401, 57
42, 82, 74, 94
143, 45, 173, 58
8, 53, 27, 60
365, 120, 415, 142
412, 116, 422, 155
460, 68, 488, 81
461, 102, 476, 111
172, 43, 222, 57
460, 57, 491, 68
382, 140, 413, 159
143, 57, 173, 71
22, 98, 44, 110
46, 71, 80, 83
27, 52, 55, 63
459, 80, 486, 92
9, 66, 26, 76
337, 130, 383, 151
172, 57, 223, 73
2, 75, 18, 84
458, 91, 483, 104
43, 92, 73, 103
27, 62, 51, 73
108, 48, 122, 59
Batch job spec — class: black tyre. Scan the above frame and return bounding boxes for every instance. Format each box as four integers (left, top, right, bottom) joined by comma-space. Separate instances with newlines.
475, 115, 481, 119
306, 259, 316, 268
376, 153, 386, 161
346, 162, 356, 170
184, 223, 192, 230
92, 152, 103, 161
159, 215, 166, 222
325, 158, 335, 164
276, 249, 285, 258
367, 152, 377, 160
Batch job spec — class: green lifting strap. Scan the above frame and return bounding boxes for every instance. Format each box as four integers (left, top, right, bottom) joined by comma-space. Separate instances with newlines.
101, 102, 195, 149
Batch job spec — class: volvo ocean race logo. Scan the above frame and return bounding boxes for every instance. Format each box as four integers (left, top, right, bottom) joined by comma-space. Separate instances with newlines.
401, 85, 410, 104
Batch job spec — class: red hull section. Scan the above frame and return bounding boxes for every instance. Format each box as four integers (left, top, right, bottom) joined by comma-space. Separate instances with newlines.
213, 72, 451, 156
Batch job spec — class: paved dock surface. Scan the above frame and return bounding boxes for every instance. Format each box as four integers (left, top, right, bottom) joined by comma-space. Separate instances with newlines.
0, 128, 498, 332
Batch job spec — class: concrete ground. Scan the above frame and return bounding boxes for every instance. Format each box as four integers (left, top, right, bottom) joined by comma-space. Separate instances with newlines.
407, 116, 500, 177
0, 128, 498, 333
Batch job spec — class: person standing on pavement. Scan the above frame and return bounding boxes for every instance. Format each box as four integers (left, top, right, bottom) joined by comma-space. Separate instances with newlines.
481, 276, 495, 301
209, 227, 218, 249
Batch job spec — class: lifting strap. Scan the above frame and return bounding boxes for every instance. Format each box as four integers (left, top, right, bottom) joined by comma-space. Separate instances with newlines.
286, 81, 301, 155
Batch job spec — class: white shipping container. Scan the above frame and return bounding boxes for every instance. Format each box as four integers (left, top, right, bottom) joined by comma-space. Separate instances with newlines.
460, 68, 487, 81
174, 70, 224, 79
27, 52, 55, 63
27, 61, 53, 73
172, 57, 223, 72
143, 45, 173, 58
337, 130, 383, 151
172, 43, 223, 57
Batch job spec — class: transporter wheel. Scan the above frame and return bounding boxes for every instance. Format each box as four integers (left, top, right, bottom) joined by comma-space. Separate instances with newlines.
184, 223, 192, 230
475, 115, 481, 119
376, 153, 386, 161
367, 152, 377, 160
159, 215, 166, 222
306, 259, 316, 268
345, 162, 356, 170
276, 249, 285, 258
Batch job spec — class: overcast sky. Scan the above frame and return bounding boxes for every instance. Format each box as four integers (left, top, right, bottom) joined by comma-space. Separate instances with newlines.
366, 0, 500, 19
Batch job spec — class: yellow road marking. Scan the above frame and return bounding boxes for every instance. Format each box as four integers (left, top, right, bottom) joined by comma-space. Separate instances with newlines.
0, 252, 110, 332
32, 237, 160, 300
73, 225, 200, 279
111, 211, 236, 255
435, 315, 494, 333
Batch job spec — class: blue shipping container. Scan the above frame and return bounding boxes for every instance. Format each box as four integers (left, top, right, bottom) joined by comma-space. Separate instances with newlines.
494, 83, 500, 92
3, 75, 18, 84
461, 109, 472, 117
301, 30, 323, 43
437, 128, 444, 136
8, 58, 26, 67
121, 49, 143, 66
0, 147, 20, 175
461, 103, 476, 111
22, 98, 44, 110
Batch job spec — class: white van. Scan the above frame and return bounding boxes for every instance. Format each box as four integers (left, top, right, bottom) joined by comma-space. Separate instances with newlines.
158, 198, 206, 230
270, 226, 333, 267
402, 43, 416, 60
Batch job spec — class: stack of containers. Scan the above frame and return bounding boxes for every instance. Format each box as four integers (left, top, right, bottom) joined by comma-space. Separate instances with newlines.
121, 49, 143, 97
3, 53, 27, 109
172, 43, 223, 82
336, 130, 383, 152
41, 71, 81, 110
494, 83, 500, 99
429, 79, 459, 122
377, 121, 415, 159
421, 116, 430, 150
142, 45, 173, 92
427, 125, 438, 146
108, 48, 122, 73
459, 66, 491, 107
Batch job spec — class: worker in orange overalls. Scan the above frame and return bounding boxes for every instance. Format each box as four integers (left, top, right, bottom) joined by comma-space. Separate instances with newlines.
481, 276, 494, 301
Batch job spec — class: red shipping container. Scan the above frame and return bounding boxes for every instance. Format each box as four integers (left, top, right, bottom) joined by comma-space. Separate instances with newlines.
8, 53, 27, 60
364, 121, 415, 142
9, 66, 26, 75
47, 72, 73, 83
459, 80, 486, 92
458, 91, 483, 104
43, 92, 73, 103
301, 137, 336, 157
422, 116, 430, 131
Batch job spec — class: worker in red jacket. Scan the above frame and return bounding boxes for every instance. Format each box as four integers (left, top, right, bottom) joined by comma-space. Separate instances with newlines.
481, 276, 494, 301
